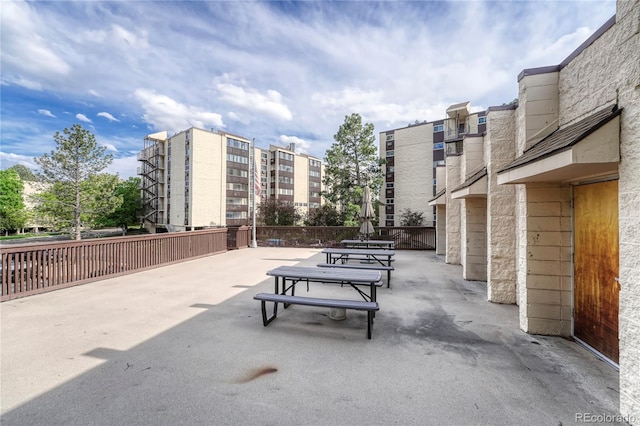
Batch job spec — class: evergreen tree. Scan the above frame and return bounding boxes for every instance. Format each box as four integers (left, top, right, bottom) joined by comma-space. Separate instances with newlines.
323, 113, 383, 225
34, 124, 114, 240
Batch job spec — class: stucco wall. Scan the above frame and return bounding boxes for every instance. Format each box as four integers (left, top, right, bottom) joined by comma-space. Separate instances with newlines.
445, 155, 462, 264
191, 129, 225, 228
393, 124, 434, 226
486, 108, 518, 303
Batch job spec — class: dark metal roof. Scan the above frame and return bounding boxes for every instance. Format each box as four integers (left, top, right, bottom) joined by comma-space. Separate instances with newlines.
499, 105, 621, 173
452, 168, 487, 193
429, 188, 446, 203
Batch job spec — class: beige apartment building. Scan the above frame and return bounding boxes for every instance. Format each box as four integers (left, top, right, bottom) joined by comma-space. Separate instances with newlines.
379, 107, 486, 228
138, 129, 324, 232
429, 0, 639, 420
256, 143, 324, 216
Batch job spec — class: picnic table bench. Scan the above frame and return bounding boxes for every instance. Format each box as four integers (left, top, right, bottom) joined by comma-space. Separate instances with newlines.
253, 293, 379, 339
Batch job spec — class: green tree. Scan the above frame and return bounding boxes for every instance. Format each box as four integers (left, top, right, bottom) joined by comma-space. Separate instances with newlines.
258, 198, 301, 226
304, 203, 343, 226
323, 113, 383, 224
33, 124, 114, 240
35, 174, 121, 234
400, 208, 425, 226
7, 164, 37, 181
95, 177, 142, 234
0, 169, 27, 234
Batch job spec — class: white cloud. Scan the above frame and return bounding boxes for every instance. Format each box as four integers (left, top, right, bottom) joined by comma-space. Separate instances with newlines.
0, 1, 71, 77
215, 78, 293, 121
102, 143, 118, 152
76, 113, 92, 123
38, 109, 56, 118
279, 135, 311, 154
107, 155, 138, 179
134, 89, 225, 132
6, 76, 43, 91
97, 112, 120, 122
0, 0, 617, 165
0, 152, 39, 170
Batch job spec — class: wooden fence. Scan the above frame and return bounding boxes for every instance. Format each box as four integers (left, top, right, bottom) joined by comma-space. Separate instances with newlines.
254, 226, 435, 250
1, 226, 433, 301
1, 229, 228, 301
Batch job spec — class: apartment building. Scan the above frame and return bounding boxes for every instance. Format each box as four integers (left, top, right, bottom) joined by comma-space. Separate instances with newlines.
379, 106, 486, 227
138, 130, 324, 232
428, 0, 639, 420
255, 143, 324, 217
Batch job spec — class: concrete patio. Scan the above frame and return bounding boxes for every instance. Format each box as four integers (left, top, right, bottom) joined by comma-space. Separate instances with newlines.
1, 248, 624, 425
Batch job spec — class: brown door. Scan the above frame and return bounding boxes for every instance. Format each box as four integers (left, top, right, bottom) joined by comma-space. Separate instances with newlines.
573, 180, 619, 363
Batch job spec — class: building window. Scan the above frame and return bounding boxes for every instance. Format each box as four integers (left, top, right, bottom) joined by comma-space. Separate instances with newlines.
227, 154, 249, 164
386, 150, 394, 157
309, 170, 320, 177
226, 197, 248, 205
433, 142, 444, 150
386, 134, 394, 141
386, 183, 394, 188
227, 138, 249, 150
433, 124, 444, 132
279, 176, 294, 184
227, 183, 248, 191
279, 164, 294, 172
279, 151, 294, 161
228, 168, 248, 178
478, 116, 487, 124
387, 198, 394, 204
386, 214, 394, 220
226, 211, 247, 219
387, 166, 394, 173
278, 188, 294, 195
310, 159, 321, 167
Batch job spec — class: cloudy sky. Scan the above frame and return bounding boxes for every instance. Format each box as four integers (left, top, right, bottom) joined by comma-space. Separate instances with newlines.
1, 0, 616, 178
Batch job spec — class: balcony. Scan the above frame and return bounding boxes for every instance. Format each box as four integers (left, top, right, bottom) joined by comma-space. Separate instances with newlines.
0, 242, 621, 424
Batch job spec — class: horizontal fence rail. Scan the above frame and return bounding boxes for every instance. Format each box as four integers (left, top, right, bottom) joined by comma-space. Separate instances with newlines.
1, 229, 228, 301
254, 226, 435, 250
1, 226, 433, 301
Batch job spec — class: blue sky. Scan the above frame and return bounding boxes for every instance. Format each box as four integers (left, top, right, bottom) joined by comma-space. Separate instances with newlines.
1, 0, 616, 179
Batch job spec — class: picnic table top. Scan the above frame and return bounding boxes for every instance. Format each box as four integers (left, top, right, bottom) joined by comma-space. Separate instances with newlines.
322, 247, 395, 256
266, 265, 381, 283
